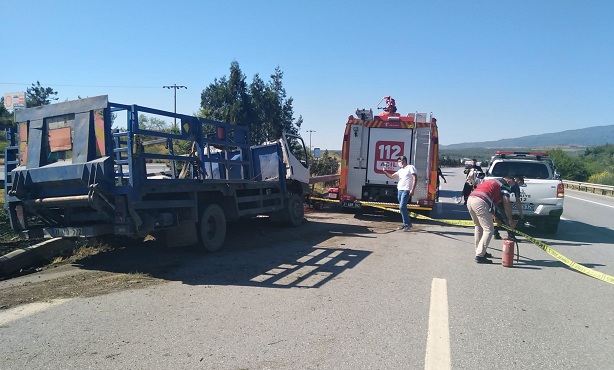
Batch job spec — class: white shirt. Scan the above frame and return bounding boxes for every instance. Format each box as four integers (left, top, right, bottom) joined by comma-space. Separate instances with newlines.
394, 164, 417, 191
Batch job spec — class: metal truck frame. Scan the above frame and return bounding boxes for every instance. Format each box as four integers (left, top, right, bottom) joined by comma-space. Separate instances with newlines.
4, 96, 309, 251
336, 100, 439, 215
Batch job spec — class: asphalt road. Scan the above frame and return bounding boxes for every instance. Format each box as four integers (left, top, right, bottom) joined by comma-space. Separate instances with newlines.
0, 167, 612, 369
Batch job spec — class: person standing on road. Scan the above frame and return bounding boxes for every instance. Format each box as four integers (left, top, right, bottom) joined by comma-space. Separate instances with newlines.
494, 175, 525, 239
462, 159, 484, 204
436, 166, 447, 202
466, 174, 517, 263
383, 156, 417, 231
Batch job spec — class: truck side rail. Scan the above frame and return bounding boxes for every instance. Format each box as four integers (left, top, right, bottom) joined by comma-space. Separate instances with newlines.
109, 102, 254, 192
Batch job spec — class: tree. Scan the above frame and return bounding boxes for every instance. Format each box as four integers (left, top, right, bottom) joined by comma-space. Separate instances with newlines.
0, 97, 14, 128
139, 114, 170, 132
199, 61, 301, 144
26, 81, 58, 107
310, 150, 339, 176
548, 148, 589, 181
199, 61, 251, 126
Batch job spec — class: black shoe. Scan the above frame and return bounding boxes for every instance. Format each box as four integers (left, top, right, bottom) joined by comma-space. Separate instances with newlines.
475, 256, 493, 264
493, 232, 502, 240
484, 252, 493, 258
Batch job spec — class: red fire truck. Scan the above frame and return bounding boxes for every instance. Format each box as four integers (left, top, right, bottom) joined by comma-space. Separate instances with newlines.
335, 97, 440, 215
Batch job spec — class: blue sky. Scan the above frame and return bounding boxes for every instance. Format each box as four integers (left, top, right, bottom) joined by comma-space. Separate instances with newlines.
2, 0, 612, 150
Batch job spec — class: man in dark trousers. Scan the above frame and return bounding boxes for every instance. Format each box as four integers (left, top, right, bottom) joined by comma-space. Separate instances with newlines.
494, 175, 525, 239
436, 167, 446, 202
466, 174, 518, 264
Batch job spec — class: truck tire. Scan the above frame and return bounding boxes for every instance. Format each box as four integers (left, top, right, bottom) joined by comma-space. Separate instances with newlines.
544, 216, 560, 234
287, 193, 305, 227
271, 193, 305, 226
199, 203, 227, 252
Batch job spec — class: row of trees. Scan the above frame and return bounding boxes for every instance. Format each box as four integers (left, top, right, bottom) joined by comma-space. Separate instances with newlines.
548, 146, 614, 185
440, 145, 614, 185
309, 150, 339, 177
4, 73, 613, 185
198, 61, 302, 145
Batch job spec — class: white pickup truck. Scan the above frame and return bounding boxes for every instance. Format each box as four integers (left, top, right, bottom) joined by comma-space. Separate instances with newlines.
483, 151, 564, 233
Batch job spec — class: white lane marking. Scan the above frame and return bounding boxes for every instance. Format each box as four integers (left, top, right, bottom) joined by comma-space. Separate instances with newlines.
425, 278, 451, 370
566, 195, 614, 209
0, 299, 71, 326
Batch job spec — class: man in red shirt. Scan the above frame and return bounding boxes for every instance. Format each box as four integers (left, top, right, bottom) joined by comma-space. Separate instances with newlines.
466, 174, 517, 264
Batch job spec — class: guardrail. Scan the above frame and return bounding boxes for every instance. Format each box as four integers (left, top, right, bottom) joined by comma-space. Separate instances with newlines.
309, 174, 340, 184
564, 180, 614, 197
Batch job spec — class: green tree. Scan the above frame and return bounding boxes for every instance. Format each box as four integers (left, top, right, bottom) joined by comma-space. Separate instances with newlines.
310, 150, 339, 176
199, 61, 301, 144
199, 61, 251, 128
139, 114, 170, 132
548, 148, 589, 181
269, 66, 302, 138
0, 97, 14, 128
26, 81, 58, 107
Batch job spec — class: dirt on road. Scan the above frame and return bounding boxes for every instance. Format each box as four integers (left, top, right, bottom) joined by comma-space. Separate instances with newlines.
0, 208, 400, 310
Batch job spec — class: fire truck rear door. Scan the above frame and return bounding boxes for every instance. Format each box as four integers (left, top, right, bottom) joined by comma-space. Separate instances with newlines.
366, 127, 414, 184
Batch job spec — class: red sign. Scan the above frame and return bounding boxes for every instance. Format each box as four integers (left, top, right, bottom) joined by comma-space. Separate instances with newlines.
374, 140, 405, 174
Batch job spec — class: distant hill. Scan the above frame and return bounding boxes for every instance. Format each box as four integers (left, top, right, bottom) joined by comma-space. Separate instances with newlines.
441, 125, 614, 150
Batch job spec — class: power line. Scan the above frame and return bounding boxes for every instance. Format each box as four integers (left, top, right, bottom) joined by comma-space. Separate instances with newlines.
0, 82, 162, 89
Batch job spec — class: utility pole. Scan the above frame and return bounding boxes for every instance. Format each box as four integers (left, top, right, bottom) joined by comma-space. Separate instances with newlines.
163, 84, 187, 132
306, 130, 316, 152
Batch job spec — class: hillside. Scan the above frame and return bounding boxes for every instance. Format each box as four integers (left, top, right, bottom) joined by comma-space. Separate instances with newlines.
441, 124, 614, 150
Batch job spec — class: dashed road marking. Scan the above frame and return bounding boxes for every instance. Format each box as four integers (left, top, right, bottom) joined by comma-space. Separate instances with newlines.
425, 278, 451, 370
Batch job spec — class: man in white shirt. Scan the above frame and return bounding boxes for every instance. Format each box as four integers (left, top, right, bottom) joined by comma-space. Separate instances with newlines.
383, 156, 417, 231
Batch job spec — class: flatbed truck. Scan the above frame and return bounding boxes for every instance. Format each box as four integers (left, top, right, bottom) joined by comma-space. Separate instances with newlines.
4, 95, 310, 251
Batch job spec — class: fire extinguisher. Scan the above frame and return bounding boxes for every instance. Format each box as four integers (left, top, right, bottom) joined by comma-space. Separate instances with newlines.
502, 239, 518, 267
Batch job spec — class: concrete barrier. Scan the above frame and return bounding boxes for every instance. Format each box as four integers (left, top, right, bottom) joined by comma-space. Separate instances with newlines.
0, 238, 76, 277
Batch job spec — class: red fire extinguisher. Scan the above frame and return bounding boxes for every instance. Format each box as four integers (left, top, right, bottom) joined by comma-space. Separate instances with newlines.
502, 239, 516, 267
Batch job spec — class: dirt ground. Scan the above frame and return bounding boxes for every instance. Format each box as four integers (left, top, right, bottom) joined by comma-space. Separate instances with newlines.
0, 207, 399, 311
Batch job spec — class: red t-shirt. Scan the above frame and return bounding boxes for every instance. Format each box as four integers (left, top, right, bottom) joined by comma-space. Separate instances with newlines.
470, 178, 511, 207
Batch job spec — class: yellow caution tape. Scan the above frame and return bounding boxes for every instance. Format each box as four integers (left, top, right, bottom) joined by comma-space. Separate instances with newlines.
308, 196, 614, 285
498, 225, 614, 285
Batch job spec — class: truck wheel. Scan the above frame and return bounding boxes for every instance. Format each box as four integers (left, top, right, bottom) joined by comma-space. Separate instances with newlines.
287, 193, 305, 227
199, 203, 227, 252
270, 194, 304, 226
544, 217, 560, 233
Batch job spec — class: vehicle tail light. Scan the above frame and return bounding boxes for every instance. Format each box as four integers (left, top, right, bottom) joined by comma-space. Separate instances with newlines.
418, 199, 434, 207
557, 182, 565, 198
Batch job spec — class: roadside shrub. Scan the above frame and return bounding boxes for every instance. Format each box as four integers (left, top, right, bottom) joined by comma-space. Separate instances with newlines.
588, 171, 614, 186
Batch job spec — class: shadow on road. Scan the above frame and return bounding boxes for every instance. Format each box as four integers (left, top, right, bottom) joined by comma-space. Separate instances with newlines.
520, 219, 614, 245
72, 215, 374, 289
